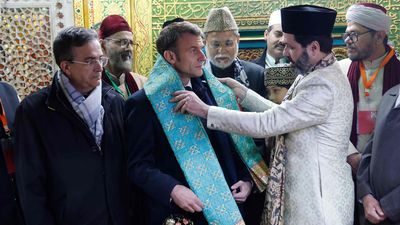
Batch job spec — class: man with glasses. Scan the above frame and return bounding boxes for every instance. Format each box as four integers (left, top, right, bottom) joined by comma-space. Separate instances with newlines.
203, 7, 265, 97
339, 4, 400, 225
339, 2, 400, 178
99, 15, 147, 99
14, 27, 128, 225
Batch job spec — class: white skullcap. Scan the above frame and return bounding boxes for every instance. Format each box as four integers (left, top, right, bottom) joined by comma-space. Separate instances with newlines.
268, 10, 281, 27
346, 3, 391, 34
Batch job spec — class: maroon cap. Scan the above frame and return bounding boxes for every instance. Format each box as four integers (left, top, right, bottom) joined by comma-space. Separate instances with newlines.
357, 3, 387, 14
98, 15, 132, 39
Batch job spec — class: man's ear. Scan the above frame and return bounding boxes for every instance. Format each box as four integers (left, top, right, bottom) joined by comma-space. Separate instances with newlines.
375, 31, 386, 45
307, 40, 320, 57
100, 39, 107, 54
60, 61, 71, 77
264, 29, 269, 41
163, 50, 177, 65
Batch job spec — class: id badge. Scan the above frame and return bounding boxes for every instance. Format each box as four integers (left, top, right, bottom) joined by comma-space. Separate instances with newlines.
357, 111, 377, 134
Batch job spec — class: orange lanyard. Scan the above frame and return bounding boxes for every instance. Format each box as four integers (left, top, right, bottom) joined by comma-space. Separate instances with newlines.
0, 99, 10, 136
359, 48, 395, 97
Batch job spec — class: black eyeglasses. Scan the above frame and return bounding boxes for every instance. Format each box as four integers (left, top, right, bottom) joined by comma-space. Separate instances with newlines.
105, 38, 136, 48
342, 30, 373, 43
69, 56, 109, 67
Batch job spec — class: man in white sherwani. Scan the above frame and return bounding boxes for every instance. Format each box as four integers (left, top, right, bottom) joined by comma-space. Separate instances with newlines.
172, 4, 354, 225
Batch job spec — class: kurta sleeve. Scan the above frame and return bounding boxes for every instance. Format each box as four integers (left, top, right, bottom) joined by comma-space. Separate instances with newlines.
240, 89, 277, 112
15, 103, 55, 225
207, 79, 333, 138
347, 141, 359, 156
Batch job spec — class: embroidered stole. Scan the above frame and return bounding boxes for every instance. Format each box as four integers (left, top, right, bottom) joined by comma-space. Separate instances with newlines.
144, 55, 268, 225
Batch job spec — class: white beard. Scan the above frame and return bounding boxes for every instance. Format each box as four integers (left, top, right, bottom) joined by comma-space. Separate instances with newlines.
205, 46, 238, 69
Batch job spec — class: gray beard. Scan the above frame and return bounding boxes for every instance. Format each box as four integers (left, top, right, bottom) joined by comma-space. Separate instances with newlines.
109, 60, 132, 75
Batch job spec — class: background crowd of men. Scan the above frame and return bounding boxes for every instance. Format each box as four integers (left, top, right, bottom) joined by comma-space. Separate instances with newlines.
0, 2, 399, 225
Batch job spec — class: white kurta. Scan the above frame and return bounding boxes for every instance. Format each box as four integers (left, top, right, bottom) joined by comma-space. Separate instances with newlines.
339, 56, 386, 152
207, 62, 354, 225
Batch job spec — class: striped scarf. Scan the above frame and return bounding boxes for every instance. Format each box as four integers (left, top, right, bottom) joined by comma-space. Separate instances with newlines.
58, 71, 104, 146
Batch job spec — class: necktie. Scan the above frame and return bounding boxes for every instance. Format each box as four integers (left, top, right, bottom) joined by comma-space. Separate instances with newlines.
184, 86, 193, 91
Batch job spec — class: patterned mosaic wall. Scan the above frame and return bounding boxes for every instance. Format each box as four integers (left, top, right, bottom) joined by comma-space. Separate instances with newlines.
0, 0, 73, 98
151, 0, 400, 46
0, 7, 54, 97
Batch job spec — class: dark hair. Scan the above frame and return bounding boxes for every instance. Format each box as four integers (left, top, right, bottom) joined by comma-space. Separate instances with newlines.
383, 36, 388, 45
53, 26, 98, 66
156, 21, 202, 56
294, 35, 333, 53
162, 17, 185, 29
267, 25, 274, 33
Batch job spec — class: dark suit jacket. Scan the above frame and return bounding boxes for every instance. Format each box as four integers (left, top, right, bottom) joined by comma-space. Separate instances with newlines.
241, 60, 266, 97
357, 84, 400, 225
251, 48, 267, 68
125, 77, 250, 225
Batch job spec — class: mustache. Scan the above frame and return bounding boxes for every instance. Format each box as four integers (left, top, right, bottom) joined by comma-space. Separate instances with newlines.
275, 42, 285, 49
214, 54, 231, 59
120, 51, 132, 59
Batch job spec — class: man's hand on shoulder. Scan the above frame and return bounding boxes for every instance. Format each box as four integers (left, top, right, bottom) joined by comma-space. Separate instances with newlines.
171, 184, 204, 213
218, 78, 248, 101
362, 194, 386, 224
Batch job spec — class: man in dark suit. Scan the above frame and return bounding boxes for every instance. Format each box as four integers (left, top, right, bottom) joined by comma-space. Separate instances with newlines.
125, 21, 267, 225
357, 83, 400, 225
14, 27, 127, 225
203, 7, 266, 97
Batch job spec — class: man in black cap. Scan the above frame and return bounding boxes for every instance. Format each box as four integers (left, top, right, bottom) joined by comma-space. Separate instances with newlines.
171, 4, 354, 225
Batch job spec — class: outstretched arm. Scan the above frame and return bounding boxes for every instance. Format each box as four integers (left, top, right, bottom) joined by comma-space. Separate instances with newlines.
205, 81, 333, 138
